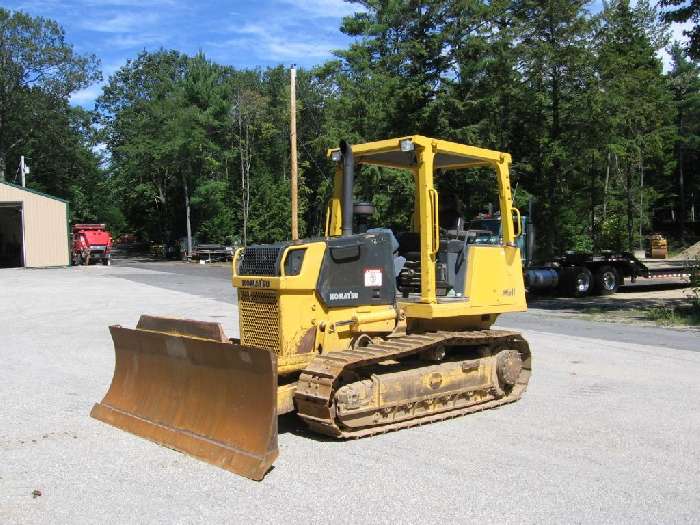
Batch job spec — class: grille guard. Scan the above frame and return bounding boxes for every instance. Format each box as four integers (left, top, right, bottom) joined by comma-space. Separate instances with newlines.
238, 245, 286, 276
238, 289, 281, 354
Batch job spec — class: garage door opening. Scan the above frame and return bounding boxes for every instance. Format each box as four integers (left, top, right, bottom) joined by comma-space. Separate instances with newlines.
0, 203, 24, 268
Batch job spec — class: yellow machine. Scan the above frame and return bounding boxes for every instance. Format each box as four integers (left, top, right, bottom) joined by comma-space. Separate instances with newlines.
91, 136, 531, 480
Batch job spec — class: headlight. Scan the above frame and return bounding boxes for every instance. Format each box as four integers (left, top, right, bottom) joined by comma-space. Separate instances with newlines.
283, 249, 306, 276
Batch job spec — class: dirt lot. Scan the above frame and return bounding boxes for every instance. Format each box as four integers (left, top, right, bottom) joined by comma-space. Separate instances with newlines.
672, 240, 700, 260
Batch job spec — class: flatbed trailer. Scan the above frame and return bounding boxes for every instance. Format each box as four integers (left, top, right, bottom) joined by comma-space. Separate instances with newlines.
187, 244, 233, 263
633, 258, 694, 280
525, 251, 695, 297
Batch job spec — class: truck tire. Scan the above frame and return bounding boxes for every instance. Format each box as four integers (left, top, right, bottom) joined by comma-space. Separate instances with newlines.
593, 265, 619, 295
560, 266, 592, 297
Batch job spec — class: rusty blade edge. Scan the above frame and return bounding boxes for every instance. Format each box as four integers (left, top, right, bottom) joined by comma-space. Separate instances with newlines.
90, 402, 278, 481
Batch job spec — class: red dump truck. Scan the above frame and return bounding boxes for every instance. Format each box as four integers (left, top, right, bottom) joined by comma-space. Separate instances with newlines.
72, 224, 112, 266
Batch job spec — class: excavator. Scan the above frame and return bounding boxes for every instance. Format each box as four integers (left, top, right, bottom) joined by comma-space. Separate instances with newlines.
91, 136, 531, 480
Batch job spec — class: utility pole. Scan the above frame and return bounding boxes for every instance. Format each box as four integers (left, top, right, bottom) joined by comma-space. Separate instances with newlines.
639, 150, 644, 251
19, 156, 30, 187
290, 65, 299, 240
183, 174, 192, 258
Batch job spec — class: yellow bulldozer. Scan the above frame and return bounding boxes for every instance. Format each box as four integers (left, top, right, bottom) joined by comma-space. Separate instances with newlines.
91, 136, 531, 480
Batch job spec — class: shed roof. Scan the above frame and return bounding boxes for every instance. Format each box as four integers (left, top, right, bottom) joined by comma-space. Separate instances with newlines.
0, 181, 69, 204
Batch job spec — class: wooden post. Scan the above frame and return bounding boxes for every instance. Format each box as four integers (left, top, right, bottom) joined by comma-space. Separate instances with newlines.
290, 65, 299, 240
183, 174, 193, 258
639, 150, 644, 251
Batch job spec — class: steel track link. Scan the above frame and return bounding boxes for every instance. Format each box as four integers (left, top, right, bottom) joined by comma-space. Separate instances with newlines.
295, 330, 531, 438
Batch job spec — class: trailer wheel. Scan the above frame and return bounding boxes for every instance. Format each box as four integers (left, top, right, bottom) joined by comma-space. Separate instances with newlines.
593, 265, 619, 295
560, 266, 592, 297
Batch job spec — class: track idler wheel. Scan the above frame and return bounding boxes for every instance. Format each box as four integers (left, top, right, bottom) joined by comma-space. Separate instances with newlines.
496, 350, 523, 388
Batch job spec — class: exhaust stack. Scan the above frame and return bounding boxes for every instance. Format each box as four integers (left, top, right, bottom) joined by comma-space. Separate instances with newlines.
340, 140, 354, 237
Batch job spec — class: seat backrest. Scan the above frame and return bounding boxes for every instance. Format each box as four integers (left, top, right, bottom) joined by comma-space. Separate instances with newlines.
397, 232, 421, 259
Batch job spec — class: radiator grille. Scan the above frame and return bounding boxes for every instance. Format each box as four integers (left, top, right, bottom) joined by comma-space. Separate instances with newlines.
238, 289, 280, 353
238, 246, 283, 276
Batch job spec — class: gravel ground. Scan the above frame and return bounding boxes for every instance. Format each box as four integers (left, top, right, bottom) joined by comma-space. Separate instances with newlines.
1, 264, 699, 524
672, 240, 700, 260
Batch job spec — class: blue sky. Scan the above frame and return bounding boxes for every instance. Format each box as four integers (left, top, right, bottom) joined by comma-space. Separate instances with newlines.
4, 0, 361, 106
4, 0, 693, 108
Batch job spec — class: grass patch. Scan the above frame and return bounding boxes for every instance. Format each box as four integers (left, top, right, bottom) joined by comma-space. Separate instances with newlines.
645, 258, 700, 326
576, 305, 641, 324
579, 306, 608, 315
644, 304, 700, 326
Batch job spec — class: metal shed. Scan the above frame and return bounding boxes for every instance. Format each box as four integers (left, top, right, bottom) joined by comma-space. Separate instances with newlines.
0, 182, 69, 268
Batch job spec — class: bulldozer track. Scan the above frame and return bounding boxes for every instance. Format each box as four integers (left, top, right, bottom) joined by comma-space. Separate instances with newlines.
295, 330, 531, 438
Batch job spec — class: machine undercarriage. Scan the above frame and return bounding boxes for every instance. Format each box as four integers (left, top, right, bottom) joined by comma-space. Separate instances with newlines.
296, 329, 530, 438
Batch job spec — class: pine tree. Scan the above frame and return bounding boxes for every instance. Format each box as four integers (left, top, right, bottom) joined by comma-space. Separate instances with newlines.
595, 0, 675, 250
507, 0, 596, 255
661, 0, 700, 60
667, 42, 700, 240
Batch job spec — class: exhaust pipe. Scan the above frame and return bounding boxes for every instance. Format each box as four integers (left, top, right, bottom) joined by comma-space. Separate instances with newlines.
340, 140, 354, 237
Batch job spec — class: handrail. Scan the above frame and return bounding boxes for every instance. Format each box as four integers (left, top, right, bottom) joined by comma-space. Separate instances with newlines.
231, 247, 244, 277
512, 207, 522, 238
429, 188, 439, 255
324, 201, 331, 237
279, 245, 307, 277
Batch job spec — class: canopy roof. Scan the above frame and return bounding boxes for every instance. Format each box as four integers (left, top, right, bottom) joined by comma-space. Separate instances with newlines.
327, 135, 510, 171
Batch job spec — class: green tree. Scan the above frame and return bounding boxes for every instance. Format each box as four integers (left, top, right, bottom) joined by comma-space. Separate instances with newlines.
169, 53, 229, 251
505, 0, 596, 256
667, 42, 700, 240
97, 50, 189, 241
595, 0, 675, 250
98, 52, 317, 246
0, 8, 100, 181
661, 0, 700, 60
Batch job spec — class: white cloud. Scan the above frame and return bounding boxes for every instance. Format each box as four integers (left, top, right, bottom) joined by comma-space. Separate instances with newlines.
229, 23, 268, 36
669, 20, 694, 46
220, 19, 340, 61
70, 83, 104, 106
80, 0, 179, 6
12, 0, 357, 73
267, 39, 336, 59
92, 141, 107, 155
214, 35, 337, 62
106, 32, 166, 49
102, 59, 127, 76
279, 0, 359, 18
83, 12, 161, 33
660, 21, 693, 71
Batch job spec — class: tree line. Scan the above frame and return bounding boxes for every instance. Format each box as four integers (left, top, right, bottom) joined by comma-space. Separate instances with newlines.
1, 1, 699, 259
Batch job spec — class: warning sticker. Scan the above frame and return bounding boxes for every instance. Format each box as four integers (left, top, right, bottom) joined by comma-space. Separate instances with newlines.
364, 268, 383, 287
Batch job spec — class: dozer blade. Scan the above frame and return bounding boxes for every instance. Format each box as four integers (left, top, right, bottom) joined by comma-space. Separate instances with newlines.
90, 315, 278, 481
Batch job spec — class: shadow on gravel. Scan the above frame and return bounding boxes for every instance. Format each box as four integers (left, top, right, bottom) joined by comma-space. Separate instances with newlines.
278, 413, 337, 442
103, 256, 235, 303
527, 281, 693, 315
